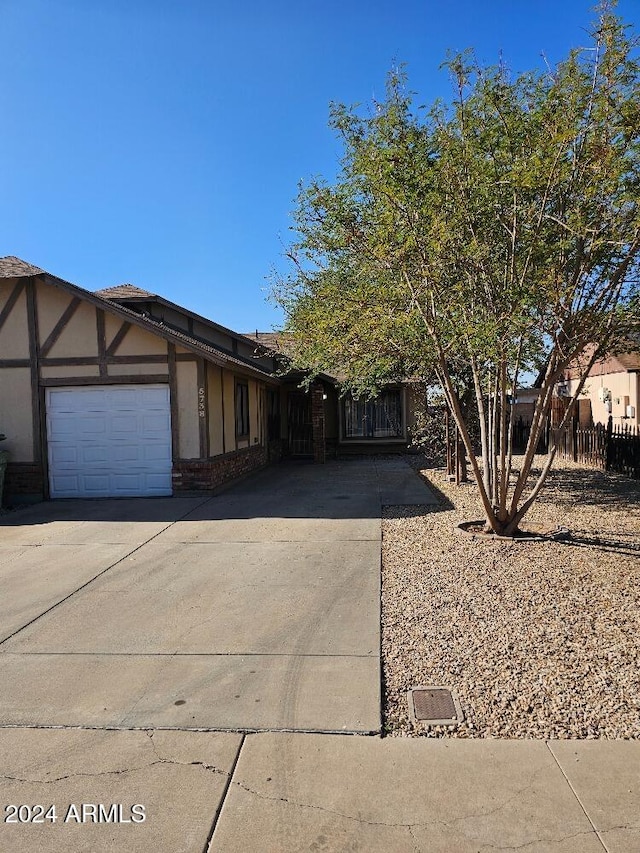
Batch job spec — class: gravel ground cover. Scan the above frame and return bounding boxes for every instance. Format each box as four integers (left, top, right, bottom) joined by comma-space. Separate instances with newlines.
382, 457, 640, 738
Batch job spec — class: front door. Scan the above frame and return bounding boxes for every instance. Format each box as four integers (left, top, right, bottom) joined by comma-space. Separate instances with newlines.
287, 390, 313, 456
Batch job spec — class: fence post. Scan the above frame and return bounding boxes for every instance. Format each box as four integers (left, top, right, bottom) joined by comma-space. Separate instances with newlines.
445, 407, 453, 478
605, 416, 613, 471
456, 436, 468, 484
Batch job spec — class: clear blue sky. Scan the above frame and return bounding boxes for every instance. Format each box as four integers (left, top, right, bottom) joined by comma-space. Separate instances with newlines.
2, 0, 638, 333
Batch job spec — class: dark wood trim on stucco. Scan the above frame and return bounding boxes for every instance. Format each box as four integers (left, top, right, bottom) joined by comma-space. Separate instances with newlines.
25, 278, 42, 465
40, 375, 170, 387
197, 358, 209, 458
0, 359, 31, 368
0, 280, 26, 333
39, 296, 82, 358
96, 308, 107, 377
39, 385, 50, 499
175, 352, 199, 362
40, 355, 169, 366
167, 343, 180, 459
105, 321, 132, 356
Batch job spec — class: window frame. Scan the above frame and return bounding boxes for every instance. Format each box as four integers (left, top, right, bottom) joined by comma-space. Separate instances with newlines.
342, 388, 404, 440
234, 380, 250, 439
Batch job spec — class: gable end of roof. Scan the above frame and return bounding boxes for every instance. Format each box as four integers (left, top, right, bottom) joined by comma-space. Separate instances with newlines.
0, 256, 45, 278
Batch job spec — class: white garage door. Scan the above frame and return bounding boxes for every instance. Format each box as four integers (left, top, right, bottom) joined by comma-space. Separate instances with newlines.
46, 385, 173, 498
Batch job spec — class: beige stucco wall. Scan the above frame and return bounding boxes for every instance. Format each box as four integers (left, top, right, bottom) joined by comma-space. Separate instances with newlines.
570, 371, 639, 428
104, 313, 124, 350
207, 365, 225, 456
222, 371, 236, 450
37, 285, 99, 358
114, 323, 167, 356
176, 360, 199, 458
0, 368, 33, 461
36, 280, 69, 343
40, 365, 100, 378
0, 281, 30, 359
107, 363, 168, 376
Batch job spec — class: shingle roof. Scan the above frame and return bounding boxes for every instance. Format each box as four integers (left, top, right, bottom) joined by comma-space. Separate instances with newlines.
0, 256, 44, 277
243, 331, 291, 354
96, 284, 155, 299
616, 350, 640, 370
107, 301, 276, 377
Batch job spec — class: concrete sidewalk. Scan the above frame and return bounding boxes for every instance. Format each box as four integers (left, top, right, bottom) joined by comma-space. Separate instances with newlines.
0, 729, 637, 852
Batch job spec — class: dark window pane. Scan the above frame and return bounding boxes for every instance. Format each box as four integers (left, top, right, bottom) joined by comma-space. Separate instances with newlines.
235, 383, 249, 437
343, 390, 402, 439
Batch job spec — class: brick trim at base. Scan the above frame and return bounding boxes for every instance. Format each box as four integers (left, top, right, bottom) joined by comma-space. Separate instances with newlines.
172, 443, 281, 492
4, 463, 45, 502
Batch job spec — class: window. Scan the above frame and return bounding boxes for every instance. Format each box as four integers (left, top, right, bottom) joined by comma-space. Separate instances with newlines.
343, 390, 403, 439
235, 382, 249, 438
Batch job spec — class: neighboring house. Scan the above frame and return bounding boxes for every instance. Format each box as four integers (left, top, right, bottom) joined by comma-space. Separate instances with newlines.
0, 257, 422, 503
510, 386, 542, 425
560, 344, 640, 428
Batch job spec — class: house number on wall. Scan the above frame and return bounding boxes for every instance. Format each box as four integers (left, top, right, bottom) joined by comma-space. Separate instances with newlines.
198, 387, 206, 418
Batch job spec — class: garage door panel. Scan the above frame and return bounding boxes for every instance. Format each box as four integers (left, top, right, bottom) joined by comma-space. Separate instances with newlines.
111, 473, 143, 490
144, 444, 172, 462
112, 443, 143, 463
49, 474, 82, 495
139, 387, 169, 405
48, 444, 78, 464
48, 416, 84, 438
141, 412, 171, 432
82, 473, 112, 494
110, 414, 139, 434
143, 472, 173, 492
78, 444, 111, 464
108, 388, 140, 405
46, 385, 172, 498
77, 416, 108, 435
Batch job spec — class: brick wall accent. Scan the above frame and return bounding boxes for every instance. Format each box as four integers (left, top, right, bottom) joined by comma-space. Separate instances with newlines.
311, 383, 326, 464
172, 444, 274, 491
4, 463, 45, 502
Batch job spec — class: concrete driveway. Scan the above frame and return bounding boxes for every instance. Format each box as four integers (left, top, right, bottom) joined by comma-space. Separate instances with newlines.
2, 460, 638, 853
0, 457, 434, 734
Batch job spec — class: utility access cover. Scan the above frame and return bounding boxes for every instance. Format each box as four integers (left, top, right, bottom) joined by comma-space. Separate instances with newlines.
408, 686, 463, 727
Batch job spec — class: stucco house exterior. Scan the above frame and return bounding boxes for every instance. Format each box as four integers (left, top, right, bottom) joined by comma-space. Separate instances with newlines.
0, 257, 422, 503
560, 344, 640, 429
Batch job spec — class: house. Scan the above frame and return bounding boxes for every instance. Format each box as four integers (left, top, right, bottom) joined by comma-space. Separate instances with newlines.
559, 343, 640, 428
244, 332, 424, 458
0, 257, 423, 503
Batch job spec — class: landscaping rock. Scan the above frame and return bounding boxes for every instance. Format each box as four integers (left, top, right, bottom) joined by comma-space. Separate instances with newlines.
382, 457, 640, 738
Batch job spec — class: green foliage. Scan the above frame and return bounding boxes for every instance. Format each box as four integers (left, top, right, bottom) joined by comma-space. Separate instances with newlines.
274, 6, 640, 533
